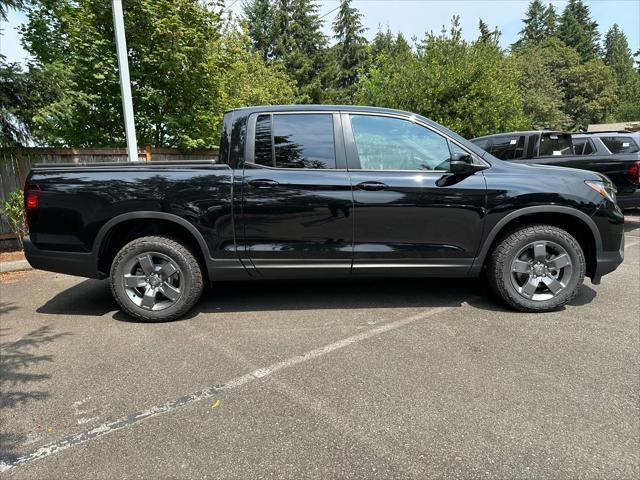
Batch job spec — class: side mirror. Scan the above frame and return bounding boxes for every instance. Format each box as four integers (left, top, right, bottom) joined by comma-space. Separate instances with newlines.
449, 152, 480, 174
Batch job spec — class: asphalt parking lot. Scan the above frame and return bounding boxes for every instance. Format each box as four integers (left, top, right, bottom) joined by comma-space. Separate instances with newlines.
1, 212, 639, 479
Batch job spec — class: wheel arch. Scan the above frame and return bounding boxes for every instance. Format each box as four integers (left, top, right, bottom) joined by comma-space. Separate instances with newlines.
472, 206, 602, 279
93, 212, 212, 277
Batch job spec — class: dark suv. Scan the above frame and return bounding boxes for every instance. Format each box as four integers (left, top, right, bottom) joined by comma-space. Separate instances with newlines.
471, 130, 640, 208
572, 132, 640, 208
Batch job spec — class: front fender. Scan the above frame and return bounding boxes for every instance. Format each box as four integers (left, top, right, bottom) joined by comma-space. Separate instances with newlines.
469, 205, 603, 276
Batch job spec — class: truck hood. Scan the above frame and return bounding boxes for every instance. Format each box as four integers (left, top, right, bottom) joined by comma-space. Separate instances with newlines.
483, 153, 609, 184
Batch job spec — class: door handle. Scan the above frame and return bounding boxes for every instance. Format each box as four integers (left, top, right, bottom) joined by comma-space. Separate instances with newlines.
356, 181, 388, 191
248, 179, 279, 189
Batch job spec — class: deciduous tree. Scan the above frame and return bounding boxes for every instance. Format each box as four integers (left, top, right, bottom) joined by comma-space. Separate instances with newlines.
358, 18, 527, 138
513, 41, 571, 130
18, 0, 295, 148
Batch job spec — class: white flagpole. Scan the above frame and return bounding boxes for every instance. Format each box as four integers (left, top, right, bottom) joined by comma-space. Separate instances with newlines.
112, 0, 139, 162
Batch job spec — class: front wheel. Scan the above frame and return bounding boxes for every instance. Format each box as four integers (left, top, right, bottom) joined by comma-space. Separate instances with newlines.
487, 225, 586, 312
110, 236, 204, 322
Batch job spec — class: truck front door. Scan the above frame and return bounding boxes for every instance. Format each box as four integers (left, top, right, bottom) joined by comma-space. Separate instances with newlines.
343, 112, 487, 277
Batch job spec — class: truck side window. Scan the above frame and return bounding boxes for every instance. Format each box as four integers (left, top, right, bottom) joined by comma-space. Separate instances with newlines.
275, 114, 336, 169
253, 114, 336, 169
572, 138, 595, 155
487, 136, 522, 160
254, 115, 273, 167
349, 114, 450, 171
601, 136, 640, 154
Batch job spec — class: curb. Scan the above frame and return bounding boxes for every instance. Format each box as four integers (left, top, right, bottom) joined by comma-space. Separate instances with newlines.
0, 260, 32, 273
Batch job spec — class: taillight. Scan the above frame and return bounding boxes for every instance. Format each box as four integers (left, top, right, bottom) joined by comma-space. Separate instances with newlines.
24, 183, 40, 228
25, 192, 39, 210
628, 161, 640, 185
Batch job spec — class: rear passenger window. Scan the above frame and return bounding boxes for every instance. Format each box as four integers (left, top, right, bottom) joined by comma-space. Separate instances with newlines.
572, 138, 595, 155
253, 113, 336, 169
487, 136, 524, 160
601, 136, 640, 154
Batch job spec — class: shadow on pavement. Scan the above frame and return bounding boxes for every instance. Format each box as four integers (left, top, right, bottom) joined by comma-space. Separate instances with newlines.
569, 284, 597, 306
36, 279, 116, 317
0, 325, 71, 463
128, 277, 496, 322
33, 275, 600, 323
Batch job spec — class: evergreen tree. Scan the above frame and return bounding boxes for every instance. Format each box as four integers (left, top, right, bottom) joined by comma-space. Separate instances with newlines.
370, 28, 395, 58
395, 33, 412, 56
605, 24, 635, 81
241, 0, 276, 62
271, 0, 328, 103
370, 28, 411, 60
331, 0, 368, 102
604, 24, 640, 121
558, 0, 601, 62
542, 4, 558, 37
478, 19, 500, 45
0, 0, 27, 21
515, 0, 547, 46
513, 1, 558, 50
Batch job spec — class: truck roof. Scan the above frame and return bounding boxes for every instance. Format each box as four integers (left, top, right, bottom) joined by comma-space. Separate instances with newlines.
572, 131, 639, 137
471, 131, 569, 141
224, 104, 416, 116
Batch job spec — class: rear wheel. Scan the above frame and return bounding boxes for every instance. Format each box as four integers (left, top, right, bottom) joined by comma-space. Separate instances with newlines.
487, 225, 585, 312
110, 236, 203, 322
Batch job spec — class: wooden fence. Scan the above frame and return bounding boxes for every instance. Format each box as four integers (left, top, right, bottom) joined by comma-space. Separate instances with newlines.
0, 147, 219, 243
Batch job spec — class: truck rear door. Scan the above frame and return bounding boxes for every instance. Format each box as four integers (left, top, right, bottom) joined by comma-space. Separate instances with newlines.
239, 111, 354, 278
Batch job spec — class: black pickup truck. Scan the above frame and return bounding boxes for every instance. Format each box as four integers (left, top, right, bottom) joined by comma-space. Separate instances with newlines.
24, 106, 624, 321
470, 130, 640, 208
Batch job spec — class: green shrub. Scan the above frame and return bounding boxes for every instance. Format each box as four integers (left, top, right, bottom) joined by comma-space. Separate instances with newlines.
1, 189, 27, 250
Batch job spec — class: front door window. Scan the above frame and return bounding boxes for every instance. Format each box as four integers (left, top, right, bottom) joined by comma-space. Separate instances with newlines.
350, 114, 451, 171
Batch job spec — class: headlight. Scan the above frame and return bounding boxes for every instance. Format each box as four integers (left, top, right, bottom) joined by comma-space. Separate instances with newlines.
585, 180, 616, 203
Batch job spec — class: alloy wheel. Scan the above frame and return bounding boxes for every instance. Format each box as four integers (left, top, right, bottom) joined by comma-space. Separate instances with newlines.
122, 251, 183, 311
509, 240, 573, 301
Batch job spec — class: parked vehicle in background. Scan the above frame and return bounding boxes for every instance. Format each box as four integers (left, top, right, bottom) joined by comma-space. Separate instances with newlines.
470, 131, 640, 208
24, 106, 624, 322
571, 132, 640, 209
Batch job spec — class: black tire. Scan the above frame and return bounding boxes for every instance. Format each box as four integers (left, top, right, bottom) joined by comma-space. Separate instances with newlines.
487, 225, 586, 312
110, 236, 204, 322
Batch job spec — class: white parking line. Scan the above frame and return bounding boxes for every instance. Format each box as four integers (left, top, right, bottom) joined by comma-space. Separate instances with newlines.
0, 305, 458, 472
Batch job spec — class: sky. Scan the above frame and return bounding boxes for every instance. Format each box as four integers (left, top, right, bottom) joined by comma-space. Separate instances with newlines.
1, 0, 639, 65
